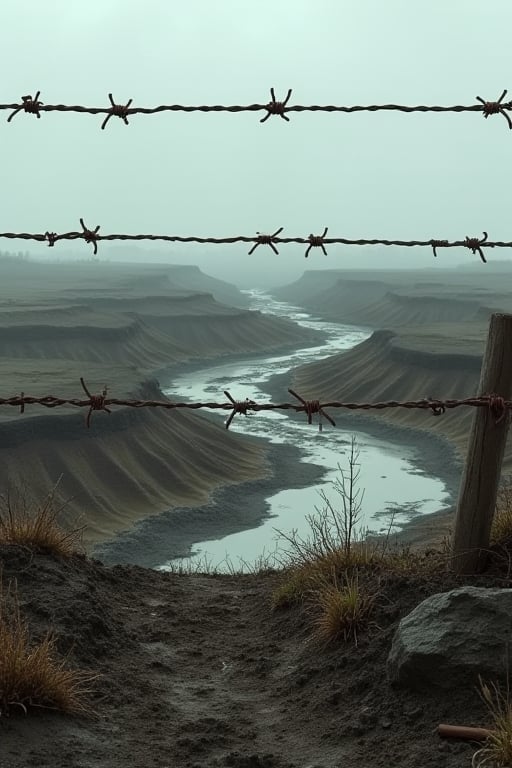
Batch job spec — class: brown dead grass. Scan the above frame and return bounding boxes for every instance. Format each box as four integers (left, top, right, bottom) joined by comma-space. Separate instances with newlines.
491, 483, 512, 547
309, 570, 378, 647
271, 539, 441, 611
472, 675, 512, 767
0, 574, 98, 716
0, 477, 84, 557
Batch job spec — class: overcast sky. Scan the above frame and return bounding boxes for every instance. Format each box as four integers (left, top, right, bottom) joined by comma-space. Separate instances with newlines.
1, 1, 511, 286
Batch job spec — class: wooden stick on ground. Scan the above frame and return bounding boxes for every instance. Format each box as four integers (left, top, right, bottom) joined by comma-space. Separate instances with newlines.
438, 723, 491, 741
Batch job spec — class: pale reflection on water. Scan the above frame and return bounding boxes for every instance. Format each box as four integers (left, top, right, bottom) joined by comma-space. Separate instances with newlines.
160, 290, 451, 572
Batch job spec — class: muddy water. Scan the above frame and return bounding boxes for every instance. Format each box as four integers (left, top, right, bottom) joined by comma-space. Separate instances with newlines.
160, 290, 451, 571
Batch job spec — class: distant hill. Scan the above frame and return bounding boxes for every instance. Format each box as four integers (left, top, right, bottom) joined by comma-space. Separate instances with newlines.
164, 264, 249, 307
272, 268, 512, 327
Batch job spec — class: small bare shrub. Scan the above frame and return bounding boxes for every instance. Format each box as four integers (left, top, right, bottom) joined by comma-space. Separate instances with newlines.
275, 436, 368, 567
271, 435, 438, 617
273, 437, 392, 608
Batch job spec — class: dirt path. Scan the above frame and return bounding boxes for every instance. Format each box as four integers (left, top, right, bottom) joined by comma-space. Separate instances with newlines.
0, 545, 495, 768
135, 575, 346, 767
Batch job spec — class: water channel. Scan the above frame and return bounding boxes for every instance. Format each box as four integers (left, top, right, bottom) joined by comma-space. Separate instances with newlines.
159, 290, 451, 571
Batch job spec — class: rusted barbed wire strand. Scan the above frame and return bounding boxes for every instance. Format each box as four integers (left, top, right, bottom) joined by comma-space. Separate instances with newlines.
2, 384, 512, 429
0, 224, 509, 261
3, 89, 512, 129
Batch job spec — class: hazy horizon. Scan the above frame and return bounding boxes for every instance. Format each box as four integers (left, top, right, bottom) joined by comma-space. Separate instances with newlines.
2, 1, 512, 287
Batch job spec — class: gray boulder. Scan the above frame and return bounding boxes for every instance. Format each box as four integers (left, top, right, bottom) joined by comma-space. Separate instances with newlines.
387, 586, 512, 690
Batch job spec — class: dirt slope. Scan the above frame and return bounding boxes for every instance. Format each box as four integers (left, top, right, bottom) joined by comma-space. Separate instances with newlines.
1, 544, 504, 768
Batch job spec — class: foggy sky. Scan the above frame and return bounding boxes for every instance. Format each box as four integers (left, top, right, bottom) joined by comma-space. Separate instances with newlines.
1, 1, 512, 287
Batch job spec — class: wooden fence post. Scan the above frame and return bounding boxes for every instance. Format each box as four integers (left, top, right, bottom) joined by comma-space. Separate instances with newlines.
451, 313, 512, 574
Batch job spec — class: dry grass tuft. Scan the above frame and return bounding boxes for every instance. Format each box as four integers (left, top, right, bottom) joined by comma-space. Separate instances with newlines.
472, 675, 512, 767
0, 477, 84, 557
310, 571, 378, 647
270, 563, 322, 610
270, 543, 377, 612
492, 483, 512, 547
0, 575, 97, 716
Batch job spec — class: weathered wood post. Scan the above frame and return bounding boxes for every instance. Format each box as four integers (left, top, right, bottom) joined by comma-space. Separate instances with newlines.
451, 313, 512, 574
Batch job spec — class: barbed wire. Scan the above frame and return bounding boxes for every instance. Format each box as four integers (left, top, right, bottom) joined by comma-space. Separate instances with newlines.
4, 379, 510, 431
0, 223, 502, 262
3, 88, 512, 130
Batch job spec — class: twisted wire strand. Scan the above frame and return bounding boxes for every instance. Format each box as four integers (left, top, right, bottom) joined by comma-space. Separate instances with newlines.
0, 226, 504, 263
3, 88, 512, 129
2, 387, 510, 430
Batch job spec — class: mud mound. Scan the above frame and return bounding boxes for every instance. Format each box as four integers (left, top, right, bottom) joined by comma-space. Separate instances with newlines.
272, 269, 347, 304
77, 292, 229, 316
0, 314, 190, 367
0, 284, 322, 367
272, 268, 512, 327
0, 259, 248, 308
338, 292, 483, 328
0, 262, 326, 552
0, 545, 136, 664
1, 545, 507, 768
0, 379, 269, 547
165, 264, 250, 307
291, 329, 488, 460
146, 309, 321, 357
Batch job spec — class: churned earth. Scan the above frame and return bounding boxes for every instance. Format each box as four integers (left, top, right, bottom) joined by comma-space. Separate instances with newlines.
1, 541, 509, 768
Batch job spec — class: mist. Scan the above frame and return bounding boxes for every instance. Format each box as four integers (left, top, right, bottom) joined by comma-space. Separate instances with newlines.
1, 0, 512, 287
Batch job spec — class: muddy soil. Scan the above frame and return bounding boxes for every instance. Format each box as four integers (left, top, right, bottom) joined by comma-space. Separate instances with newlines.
1, 542, 508, 768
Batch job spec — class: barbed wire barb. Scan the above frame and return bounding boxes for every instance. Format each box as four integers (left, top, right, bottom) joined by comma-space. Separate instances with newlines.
7, 92, 43, 122
476, 89, 512, 129
430, 239, 449, 258
80, 377, 111, 428
288, 388, 336, 428
488, 394, 507, 424
101, 93, 134, 130
247, 227, 284, 255
464, 231, 489, 263
305, 227, 329, 258
260, 88, 292, 123
79, 218, 101, 255
223, 391, 256, 429
44, 231, 58, 248
423, 397, 446, 416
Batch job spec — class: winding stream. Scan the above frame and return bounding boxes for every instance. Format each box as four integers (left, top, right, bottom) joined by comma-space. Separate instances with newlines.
160, 290, 451, 571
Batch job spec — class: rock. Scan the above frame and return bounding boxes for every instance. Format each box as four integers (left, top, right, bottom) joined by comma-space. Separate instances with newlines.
387, 586, 512, 690
358, 706, 378, 727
